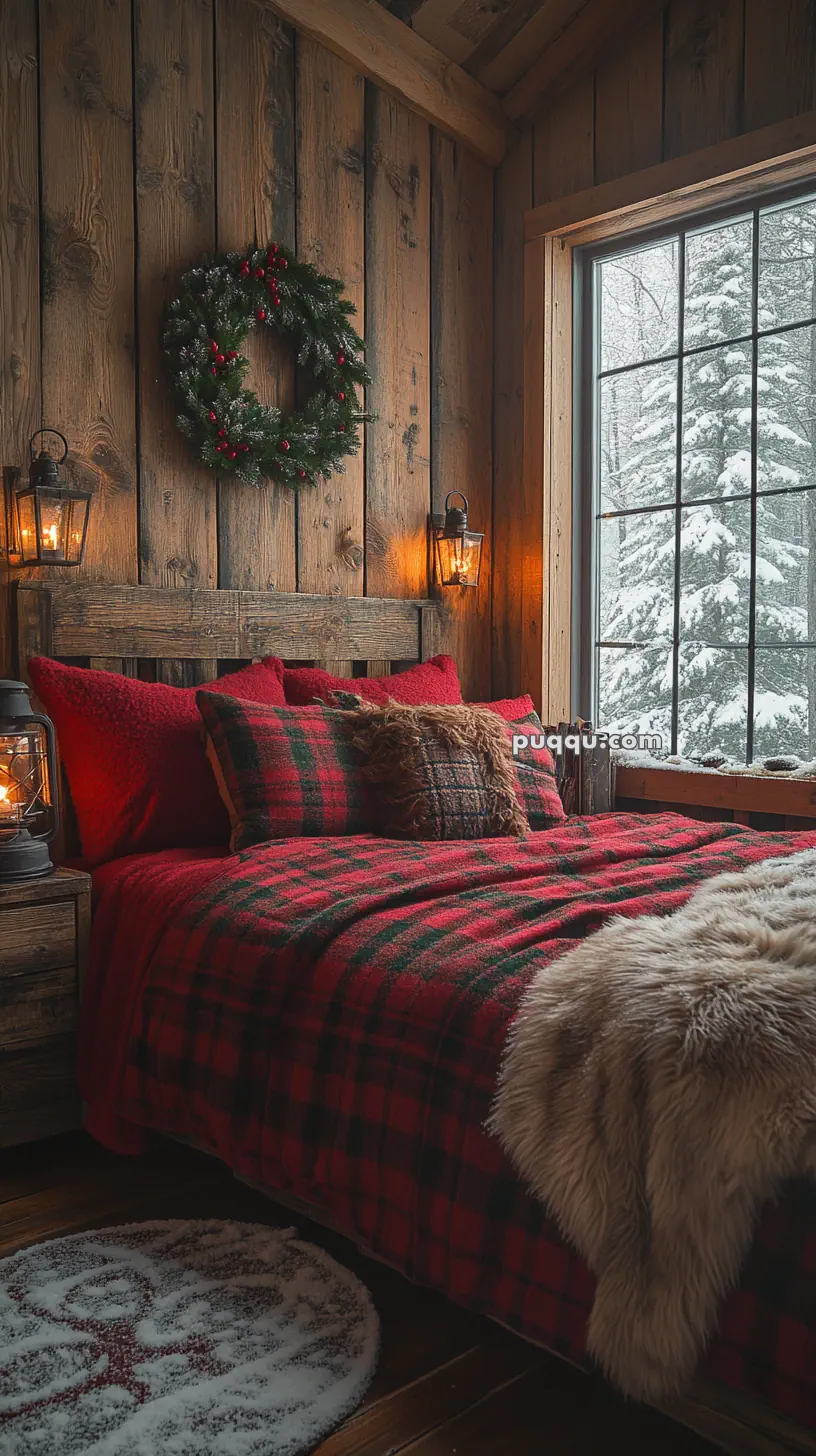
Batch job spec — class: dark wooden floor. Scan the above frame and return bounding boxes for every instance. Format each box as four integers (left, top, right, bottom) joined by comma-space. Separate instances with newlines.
0, 1132, 722, 1455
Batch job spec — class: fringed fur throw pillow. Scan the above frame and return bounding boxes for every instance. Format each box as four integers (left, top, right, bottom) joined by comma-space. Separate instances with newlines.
344, 701, 529, 841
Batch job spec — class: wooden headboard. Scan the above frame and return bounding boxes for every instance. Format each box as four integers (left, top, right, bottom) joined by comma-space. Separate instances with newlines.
16, 582, 442, 684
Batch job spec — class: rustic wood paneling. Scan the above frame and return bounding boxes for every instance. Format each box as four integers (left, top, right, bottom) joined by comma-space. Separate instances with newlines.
532, 74, 594, 206
215, 0, 297, 593
595, 12, 664, 182
663, 0, 745, 159
492, 130, 532, 699
134, 0, 218, 687
265, 0, 509, 167
134, 0, 217, 596
1, 1, 493, 686
38, 0, 139, 588
365, 89, 431, 601
0, 0, 39, 679
744, 0, 816, 133
295, 39, 366, 658
430, 134, 493, 700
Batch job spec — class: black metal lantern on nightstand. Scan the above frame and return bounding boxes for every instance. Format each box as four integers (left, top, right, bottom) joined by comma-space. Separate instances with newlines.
432, 492, 484, 588
12, 429, 91, 567
0, 681, 59, 882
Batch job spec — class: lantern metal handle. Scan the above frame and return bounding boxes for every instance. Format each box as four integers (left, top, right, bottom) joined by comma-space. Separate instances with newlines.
24, 712, 60, 846
29, 428, 69, 463
444, 491, 468, 512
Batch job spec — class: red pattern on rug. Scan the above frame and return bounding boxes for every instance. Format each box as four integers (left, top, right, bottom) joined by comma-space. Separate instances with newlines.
81, 813, 816, 1429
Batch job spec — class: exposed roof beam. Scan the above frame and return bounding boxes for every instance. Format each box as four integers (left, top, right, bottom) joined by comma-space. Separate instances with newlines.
504, 0, 665, 124
470, 0, 587, 95
262, 0, 513, 166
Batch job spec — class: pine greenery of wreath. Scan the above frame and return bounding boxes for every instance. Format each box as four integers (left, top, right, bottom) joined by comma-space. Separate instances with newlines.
163, 243, 372, 488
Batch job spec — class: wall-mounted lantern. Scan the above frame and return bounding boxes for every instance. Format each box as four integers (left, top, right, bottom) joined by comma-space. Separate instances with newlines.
7, 430, 91, 567
0, 680, 59, 882
432, 492, 484, 588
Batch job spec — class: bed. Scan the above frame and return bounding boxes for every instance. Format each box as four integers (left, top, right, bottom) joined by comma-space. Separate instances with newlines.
17, 581, 816, 1456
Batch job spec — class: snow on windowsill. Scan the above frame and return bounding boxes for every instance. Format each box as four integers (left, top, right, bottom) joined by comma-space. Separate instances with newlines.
612, 749, 816, 781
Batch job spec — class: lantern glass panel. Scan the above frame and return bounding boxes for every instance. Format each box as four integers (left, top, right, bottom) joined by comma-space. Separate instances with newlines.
65, 493, 90, 564
37, 491, 67, 562
0, 725, 52, 840
16, 490, 38, 565
434, 529, 483, 587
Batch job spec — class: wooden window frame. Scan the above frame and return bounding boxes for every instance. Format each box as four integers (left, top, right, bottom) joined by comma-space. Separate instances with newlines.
522, 109, 816, 810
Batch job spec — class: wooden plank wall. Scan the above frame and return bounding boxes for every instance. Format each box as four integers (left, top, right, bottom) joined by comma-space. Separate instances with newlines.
492, 0, 816, 704
0, 0, 494, 699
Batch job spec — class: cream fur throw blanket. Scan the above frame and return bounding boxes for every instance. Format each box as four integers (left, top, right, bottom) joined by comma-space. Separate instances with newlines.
489, 846, 816, 1402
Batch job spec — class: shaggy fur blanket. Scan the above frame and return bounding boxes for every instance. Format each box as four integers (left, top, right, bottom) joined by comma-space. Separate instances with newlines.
489, 846, 816, 1402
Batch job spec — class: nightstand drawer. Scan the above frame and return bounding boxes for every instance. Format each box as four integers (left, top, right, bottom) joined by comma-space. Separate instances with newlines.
0, 1036, 80, 1146
0, 1035, 77, 1110
0, 965, 76, 1045
0, 902, 76, 976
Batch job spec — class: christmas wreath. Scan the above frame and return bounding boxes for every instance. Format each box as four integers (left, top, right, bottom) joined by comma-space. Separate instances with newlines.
163, 244, 371, 487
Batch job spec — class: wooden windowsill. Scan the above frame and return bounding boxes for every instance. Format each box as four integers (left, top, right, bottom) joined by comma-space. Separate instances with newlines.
615, 764, 816, 818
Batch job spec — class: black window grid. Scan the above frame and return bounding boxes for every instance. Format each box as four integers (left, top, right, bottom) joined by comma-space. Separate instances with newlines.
577, 186, 816, 763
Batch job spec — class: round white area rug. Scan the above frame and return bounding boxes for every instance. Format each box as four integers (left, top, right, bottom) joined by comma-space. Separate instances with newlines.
0, 1219, 380, 1456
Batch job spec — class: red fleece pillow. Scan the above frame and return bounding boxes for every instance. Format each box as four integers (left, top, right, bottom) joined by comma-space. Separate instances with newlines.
28, 656, 287, 867
282, 655, 462, 707
472, 693, 536, 721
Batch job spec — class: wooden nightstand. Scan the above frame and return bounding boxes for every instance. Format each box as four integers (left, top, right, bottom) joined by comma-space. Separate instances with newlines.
0, 868, 91, 1147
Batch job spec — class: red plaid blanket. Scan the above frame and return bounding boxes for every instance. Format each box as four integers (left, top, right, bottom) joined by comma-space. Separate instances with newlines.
81, 813, 816, 1427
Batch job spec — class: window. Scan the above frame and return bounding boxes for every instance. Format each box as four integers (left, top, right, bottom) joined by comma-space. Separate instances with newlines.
581, 190, 816, 763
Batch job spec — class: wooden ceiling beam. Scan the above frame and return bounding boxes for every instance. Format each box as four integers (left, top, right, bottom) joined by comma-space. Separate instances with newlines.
262, 0, 513, 166
471, 0, 586, 96
504, 0, 665, 124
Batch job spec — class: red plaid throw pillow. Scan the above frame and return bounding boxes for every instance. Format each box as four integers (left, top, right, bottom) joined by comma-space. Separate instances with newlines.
468, 695, 566, 829
508, 711, 566, 829
197, 693, 372, 848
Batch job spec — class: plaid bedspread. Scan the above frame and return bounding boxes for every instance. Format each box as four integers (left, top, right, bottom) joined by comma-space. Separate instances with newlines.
81, 812, 816, 1427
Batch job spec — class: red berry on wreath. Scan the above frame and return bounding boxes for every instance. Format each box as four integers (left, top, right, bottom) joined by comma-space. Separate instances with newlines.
226, 350, 237, 360
239, 444, 250, 452
273, 297, 282, 306
270, 243, 279, 254
338, 424, 345, 433
216, 353, 225, 365
239, 261, 250, 277
210, 366, 218, 375
337, 353, 345, 365
218, 428, 227, 438
254, 267, 265, 279
228, 449, 237, 459
256, 308, 266, 321
280, 440, 290, 451
298, 469, 306, 479
279, 258, 288, 269
210, 340, 219, 353
208, 411, 217, 423
337, 391, 345, 402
